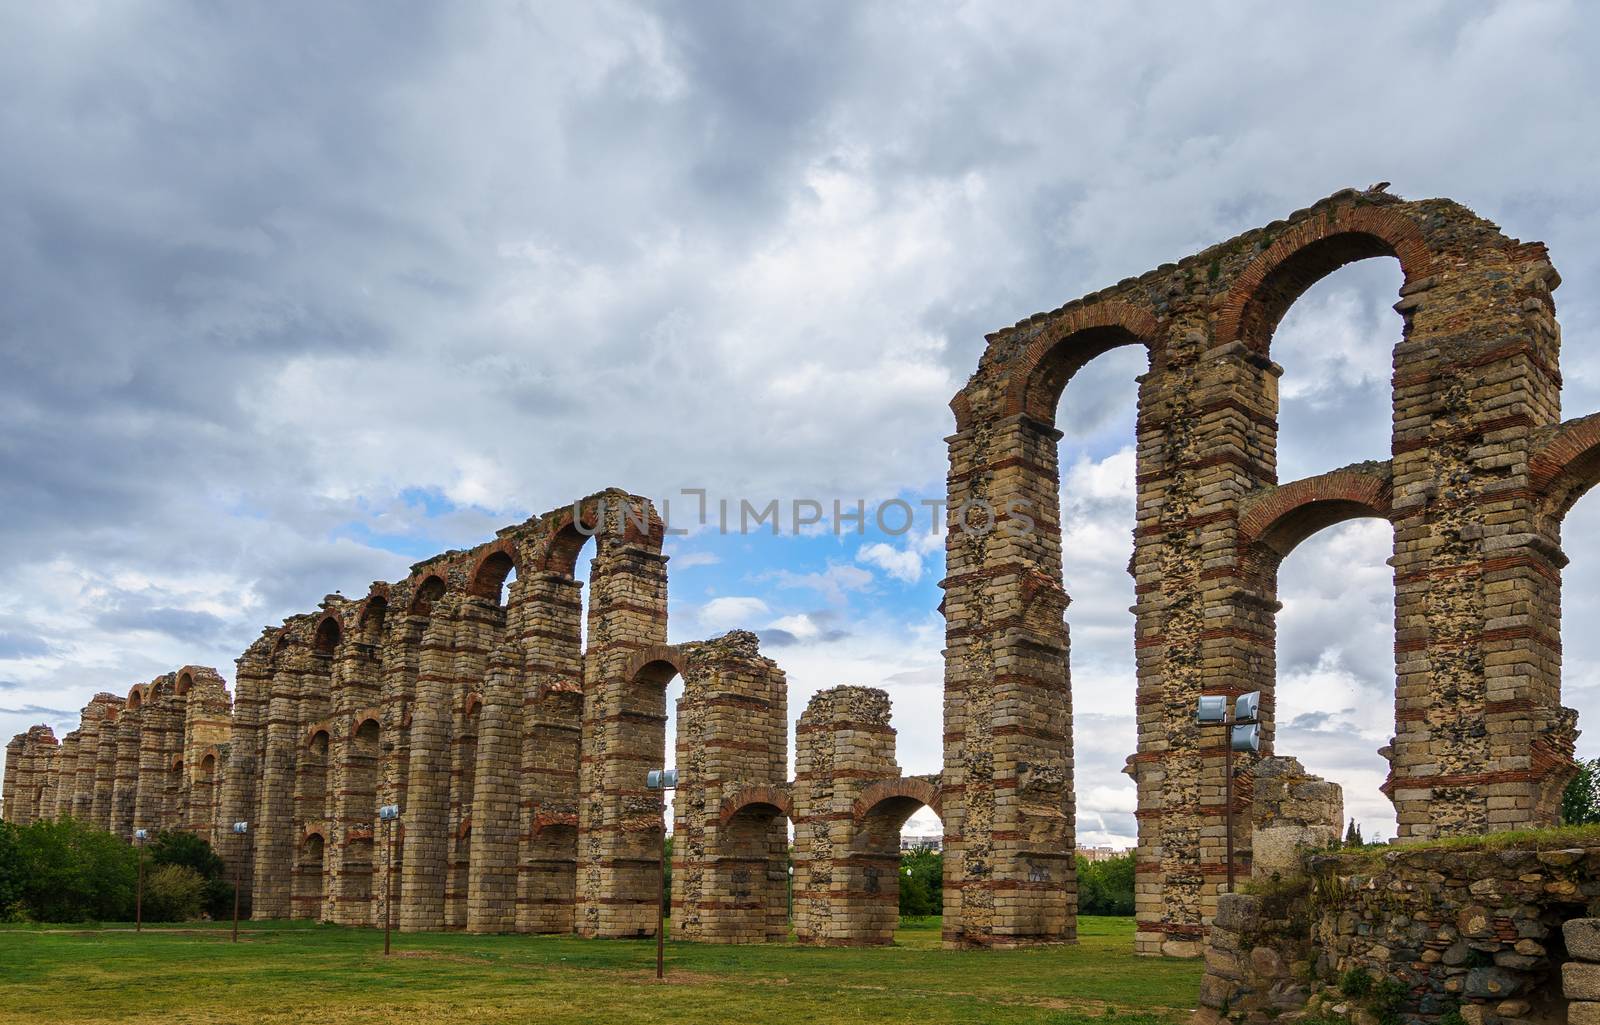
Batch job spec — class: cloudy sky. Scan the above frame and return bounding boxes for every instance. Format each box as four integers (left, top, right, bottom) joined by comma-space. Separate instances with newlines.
4, 2, 1600, 846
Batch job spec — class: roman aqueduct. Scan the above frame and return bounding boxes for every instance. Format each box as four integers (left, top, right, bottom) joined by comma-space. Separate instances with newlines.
7, 187, 1599, 955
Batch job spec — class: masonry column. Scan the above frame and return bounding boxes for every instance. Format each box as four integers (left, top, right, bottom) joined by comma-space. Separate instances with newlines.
401, 591, 459, 932
574, 497, 669, 939
112, 704, 142, 839
1388, 238, 1572, 837
221, 637, 273, 905
254, 644, 305, 919
942, 404, 1077, 948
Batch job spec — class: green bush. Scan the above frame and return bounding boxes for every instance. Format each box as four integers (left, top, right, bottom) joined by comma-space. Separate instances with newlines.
148, 829, 235, 919
898, 848, 942, 917
0, 820, 25, 920
1339, 968, 1374, 998
8, 818, 136, 922
141, 864, 207, 922
1077, 854, 1135, 915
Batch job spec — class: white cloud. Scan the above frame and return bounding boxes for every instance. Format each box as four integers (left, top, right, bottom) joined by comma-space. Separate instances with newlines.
697, 596, 771, 631
856, 541, 924, 583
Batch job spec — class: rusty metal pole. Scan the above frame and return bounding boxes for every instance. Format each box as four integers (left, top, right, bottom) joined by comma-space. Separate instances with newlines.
135, 838, 144, 933
656, 811, 666, 980
384, 819, 395, 957
1224, 713, 1236, 894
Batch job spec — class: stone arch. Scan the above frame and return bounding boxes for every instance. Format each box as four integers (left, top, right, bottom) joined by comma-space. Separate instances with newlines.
624, 645, 689, 688
852, 777, 942, 822
1238, 466, 1394, 559
175, 670, 194, 696
125, 685, 145, 710
1001, 301, 1160, 425
718, 784, 794, 826
467, 542, 519, 600
1532, 413, 1600, 528
1216, 204, 1435, 354
312, 614, 342, 656
408, 574, 448, 616
356, 590, 388, 644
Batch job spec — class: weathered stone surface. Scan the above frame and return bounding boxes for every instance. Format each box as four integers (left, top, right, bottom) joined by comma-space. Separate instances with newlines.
1568, 962, 1600, 1000
1568, 917, 1600, 961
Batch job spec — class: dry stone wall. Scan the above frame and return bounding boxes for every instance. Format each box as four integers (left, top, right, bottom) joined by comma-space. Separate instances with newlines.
1196, 843, 1600, 1025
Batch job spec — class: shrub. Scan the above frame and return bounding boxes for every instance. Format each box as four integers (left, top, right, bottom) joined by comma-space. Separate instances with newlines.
0, 820, 24, 920
149, 830, 234, 918
10, 818, 136, 922
1339, 968, 1374, 998
141, 864, 207, 922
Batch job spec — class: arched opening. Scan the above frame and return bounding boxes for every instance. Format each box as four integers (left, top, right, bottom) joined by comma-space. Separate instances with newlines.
1053, 342, 1147, 853
1248, 246, 1409, 843
629, 657, 681, 936
340, 717, 381, 923
313, 616, 341, 657
300, 729, 330, 824
708, 798, 791, 944
175, 672, 193, 697
292, 832, 327, 920
194, 752, 218, 836
854, 789, 941, 946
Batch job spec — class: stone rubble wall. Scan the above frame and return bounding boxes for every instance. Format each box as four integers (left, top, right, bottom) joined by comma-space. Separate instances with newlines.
1196, 843, 1600, 1025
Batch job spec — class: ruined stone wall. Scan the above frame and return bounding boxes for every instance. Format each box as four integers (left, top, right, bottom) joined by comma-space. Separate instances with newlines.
791, 686, 942, 946
952, 188, 1591, 955
668, 631, 789, 944
1248, 756, 1342, 881
1196, 843, 1600, 1025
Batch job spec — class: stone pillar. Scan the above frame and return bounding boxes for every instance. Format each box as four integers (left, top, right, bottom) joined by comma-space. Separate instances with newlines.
518, 570, 584, 934
574, 500, 670, 939
792, 686, 899, 946
52, 732, 79, 820
941, 407, 1078, 948
401, 589, 459, 932
1387, 242, 1572, 838
254, 643, 307, 919
670, 632, 789, 944
446, 595, 498, 929
112, 705, 142, 839
221, 637, 273, 905
328, 618, 384, 927
3, 733, 22, 823
91, 699, 123, 830
467, 647, 522, 933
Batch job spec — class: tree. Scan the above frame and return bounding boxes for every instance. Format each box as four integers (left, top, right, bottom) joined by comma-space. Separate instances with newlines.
10, 818, 136, 922
1563, 757, 1600, 826
1344, 819, 1364, 847
1076, 853, 1135, 915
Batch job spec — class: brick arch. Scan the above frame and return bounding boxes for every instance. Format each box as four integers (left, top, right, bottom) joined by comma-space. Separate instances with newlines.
1530, 412, 1600, 525
853, 777, 942, 821
174, 670, 195, 696
623, 645, 688, 687
717, 784, 794, 825
1216, 204, 1435, 354
302, 825, 328, 844
1001, 301, 1160, 425
464, 692, 483, 716
312, 612, 343, 655
125, 684, 147, 710
467, 540, 520, 599
407, 574, 448, 616
1238, 466, 1394, 558
351, 708, 382, 735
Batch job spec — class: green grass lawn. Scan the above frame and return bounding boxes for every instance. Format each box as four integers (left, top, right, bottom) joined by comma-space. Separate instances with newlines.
0, 916, 1202, 1025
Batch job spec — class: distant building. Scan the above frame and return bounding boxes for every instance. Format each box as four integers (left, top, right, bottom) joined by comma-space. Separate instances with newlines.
900, 834, 942, 853
1076, 846, 1130, 862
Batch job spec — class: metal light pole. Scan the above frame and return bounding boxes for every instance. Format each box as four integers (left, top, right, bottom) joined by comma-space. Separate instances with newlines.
133, 829, 148, 932
231, 821, 248, 942
644, 769, 677, 981
1196, 692, 1261, 893
378, 804, 400, 956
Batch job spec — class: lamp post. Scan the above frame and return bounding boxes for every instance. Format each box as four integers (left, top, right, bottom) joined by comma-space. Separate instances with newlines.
644, 769, 677, 981
231, 821, 248, 942
133, 829, 148, 932
378, 804, 400, 956
1196, 692, 1261, 894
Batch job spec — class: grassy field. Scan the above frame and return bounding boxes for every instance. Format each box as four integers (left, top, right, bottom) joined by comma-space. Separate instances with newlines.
0, 916, 1201, 1025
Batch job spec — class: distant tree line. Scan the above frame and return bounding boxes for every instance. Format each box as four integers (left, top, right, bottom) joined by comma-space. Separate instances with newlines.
895, 848, 1136, 918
